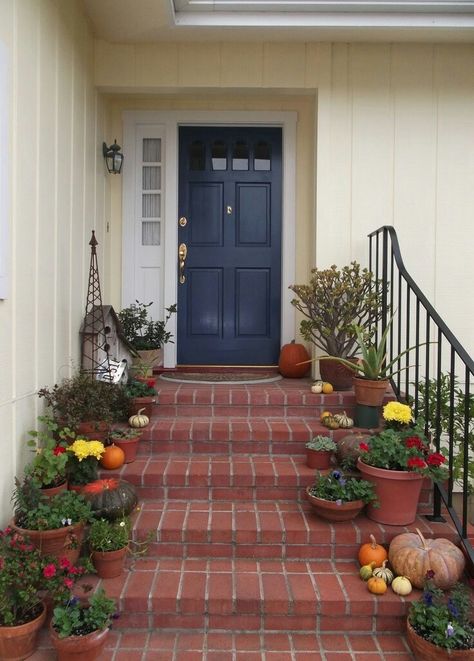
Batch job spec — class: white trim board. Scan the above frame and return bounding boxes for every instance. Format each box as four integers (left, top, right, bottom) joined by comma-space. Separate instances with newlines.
122, 110, 297, 368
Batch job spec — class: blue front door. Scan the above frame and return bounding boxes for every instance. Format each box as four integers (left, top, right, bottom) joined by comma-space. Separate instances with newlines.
177, 126, 282, 365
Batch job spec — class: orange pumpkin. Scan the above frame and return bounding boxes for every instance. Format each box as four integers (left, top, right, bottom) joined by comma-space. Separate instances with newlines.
100, 443, 125, 470
388, 528, 465, 590
358, 534, 388, 568
278, 340, 310, 378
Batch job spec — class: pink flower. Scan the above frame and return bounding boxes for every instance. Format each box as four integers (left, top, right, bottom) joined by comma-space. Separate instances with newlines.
426, 452, 446, 467
407, 457, 426, 470
359, 442, 369, 452
59, 557, 71, 570
43, 563, 57, 578
63, 578, 74, 589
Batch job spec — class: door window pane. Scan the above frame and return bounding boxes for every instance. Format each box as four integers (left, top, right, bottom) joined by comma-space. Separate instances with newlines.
142, 193, 161, 218
143, 166, 161, 190
211, 140, 227, 170
254, 141, 271, 171
142, 221, 160, 246
143, 138, 161, 162
190, 141, 205, 170
232, 141, 249, 171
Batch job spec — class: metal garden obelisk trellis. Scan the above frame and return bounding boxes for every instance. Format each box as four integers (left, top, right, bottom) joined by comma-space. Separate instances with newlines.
80, 231, 111, 380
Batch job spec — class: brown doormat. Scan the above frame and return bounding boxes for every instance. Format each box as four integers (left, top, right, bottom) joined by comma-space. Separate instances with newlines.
159, 372, 282, 384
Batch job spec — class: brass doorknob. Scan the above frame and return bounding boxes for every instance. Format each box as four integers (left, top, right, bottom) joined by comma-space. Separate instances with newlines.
178, 243, 187, 284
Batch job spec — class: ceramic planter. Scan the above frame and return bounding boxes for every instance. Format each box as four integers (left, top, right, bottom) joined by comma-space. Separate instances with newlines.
353, 377, 389, 407
306, 448, 333, 470
357, 459, 424, 525
50, 624, 110, 661
407, 622, 474, 660
0, 602, 46, 661
91, 546, 127, 578
129, 396, 155, 418
319, 358, 356, 391
305, 487, 365, 521
11, 520, 85, 564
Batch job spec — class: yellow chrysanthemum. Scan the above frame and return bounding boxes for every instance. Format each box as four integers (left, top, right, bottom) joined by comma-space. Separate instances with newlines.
68, 438, 105, 461
382, 401, 413, 425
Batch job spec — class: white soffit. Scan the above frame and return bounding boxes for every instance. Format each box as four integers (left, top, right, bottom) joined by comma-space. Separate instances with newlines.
173, 0, 474, 27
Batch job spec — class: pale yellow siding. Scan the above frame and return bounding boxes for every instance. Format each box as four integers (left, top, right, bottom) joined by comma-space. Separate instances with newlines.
0, 0, 108, 524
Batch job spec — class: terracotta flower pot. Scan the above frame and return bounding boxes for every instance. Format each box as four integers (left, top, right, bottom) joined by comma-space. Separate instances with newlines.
129, 396, 155, 418
319, 358, 356, 391
75, 420, 110, 442
50, 624, 110, 661
11, 520, 85, 564
40, 480, 68, 499
113, 436, 140, 463
306, 448, 333, 470
407, 622, 474, 660
353, 377, 389, 407
357, 459, 424, 525
0, 602, 46, 661
305, 487, 365, 521
91, 546, 127, 578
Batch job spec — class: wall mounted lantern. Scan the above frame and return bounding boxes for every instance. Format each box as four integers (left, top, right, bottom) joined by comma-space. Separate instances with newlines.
102, 140, 124, 174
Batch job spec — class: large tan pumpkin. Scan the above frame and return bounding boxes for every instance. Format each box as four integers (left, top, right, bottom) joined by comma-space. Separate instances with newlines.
388, 528, 465, 590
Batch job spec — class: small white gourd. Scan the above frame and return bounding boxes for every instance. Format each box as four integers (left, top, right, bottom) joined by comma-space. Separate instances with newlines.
311, 381, 324, 394
333, 411, 354, 429
372, 559, 394, 585
391, 575, 412, 596
129, 407, 150, 428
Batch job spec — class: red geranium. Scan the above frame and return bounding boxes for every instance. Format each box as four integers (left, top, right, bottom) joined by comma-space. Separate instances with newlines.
407, 456, 426, 470
426, 452, 446, 467
359, 442, 369, 452
53, 446, 66, 456
405, 436, 425, 450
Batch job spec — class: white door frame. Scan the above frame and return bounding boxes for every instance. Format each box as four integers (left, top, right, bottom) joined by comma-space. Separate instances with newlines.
123, 110, 297, 368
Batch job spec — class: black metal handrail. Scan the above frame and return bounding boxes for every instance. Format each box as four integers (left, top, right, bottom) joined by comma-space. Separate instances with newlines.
369, 226, 473, 569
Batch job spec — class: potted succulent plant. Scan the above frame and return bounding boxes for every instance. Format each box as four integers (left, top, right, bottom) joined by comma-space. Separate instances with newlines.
50, 588, 117, 661
407, 571, 474, 659
357, 402, 448, 525
109, 428, 143, 463
290, 262, 385, 389
305, 435, 337, 469
25, 415, 70, 497
0, 527, 48, 660
306, 469, 378, 521
11, 477, 93, 563
118, 301, 176, 375
38, 372, 131, 440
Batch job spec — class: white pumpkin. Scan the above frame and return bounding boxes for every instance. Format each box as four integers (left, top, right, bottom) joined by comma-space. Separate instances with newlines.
391, 576, 412, 596
129, 407, 149, 428
311, 381, 324, 394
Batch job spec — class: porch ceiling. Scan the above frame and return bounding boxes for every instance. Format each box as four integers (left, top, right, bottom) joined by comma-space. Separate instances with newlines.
82, 0, 474, 42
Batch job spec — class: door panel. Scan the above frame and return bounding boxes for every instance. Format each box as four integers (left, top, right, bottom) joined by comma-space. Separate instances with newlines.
178, 126, 282, 365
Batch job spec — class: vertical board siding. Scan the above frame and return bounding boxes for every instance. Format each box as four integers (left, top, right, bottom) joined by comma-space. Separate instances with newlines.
0, 0, 107, 524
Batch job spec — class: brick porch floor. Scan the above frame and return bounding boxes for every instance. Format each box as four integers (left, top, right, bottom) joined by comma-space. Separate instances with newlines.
30, 376, 465, 659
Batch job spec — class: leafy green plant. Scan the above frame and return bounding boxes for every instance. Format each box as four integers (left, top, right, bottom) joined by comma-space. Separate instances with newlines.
41, 556, 93, 607
305, 436, 337, 452
409, 573, 473, 650
417, 373, 474, 494
25, 416, 70, 488
118, 301, 177, 351
38, 372, 131, 428
51, 589, 116, 638
13, 480, 93, 530
109, 429, 143, 442
308, 470, 378, 506
290, 262, 385, 358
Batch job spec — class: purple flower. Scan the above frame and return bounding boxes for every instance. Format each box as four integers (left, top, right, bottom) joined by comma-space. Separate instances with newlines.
446, 623, 454, 638
426, 569, 435, 579
339, 478, 347, 487
448, 599, 459, 618
335, 499, 342, 506
423, 592, 433, 606
332, 471, 341, 480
